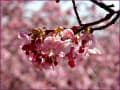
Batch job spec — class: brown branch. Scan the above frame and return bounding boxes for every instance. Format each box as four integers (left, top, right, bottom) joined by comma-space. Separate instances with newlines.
107, 4, 114, 8
46, 0, 120, 34
72, 0, 82, 26
91, 11, 120, 31
74, 0, 120, 34
90, 0, 114, 13
56, 0, 60, 3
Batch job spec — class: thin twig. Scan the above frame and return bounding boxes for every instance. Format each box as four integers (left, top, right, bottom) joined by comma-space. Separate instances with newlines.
72, 0, 82, 26
91, 11, 120, 31
90, 0, 114, 13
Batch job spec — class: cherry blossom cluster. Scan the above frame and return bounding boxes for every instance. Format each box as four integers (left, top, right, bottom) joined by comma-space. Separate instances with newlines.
18, 26, 101, 70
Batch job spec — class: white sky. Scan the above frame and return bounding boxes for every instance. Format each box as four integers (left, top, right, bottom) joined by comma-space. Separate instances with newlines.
25, 1, 119, 11
24, 1, 119, 18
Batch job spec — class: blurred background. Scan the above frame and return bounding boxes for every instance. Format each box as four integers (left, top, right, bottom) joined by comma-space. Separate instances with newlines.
1, 0, 119, 89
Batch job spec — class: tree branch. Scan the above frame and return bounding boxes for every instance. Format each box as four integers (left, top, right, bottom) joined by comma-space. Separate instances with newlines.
90, 0, 114, 13
72, 0, 82, 26
46, 0, 120, 34
91, 11, 120, 31
74, 0, 120, 34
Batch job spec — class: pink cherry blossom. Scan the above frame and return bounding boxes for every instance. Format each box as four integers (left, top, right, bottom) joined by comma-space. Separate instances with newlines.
62, 29, 74, 40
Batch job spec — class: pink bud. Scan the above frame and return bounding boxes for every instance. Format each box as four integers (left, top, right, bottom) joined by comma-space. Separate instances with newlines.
18, 32, 29, 40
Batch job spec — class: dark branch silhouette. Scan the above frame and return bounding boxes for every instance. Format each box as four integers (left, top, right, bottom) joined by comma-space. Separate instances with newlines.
73, 0, 120, 34
72, 0, 82, 26
46, 0, 120, 34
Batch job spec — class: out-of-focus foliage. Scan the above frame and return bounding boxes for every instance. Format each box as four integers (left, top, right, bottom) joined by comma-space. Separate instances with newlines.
1, 1, 119, 89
